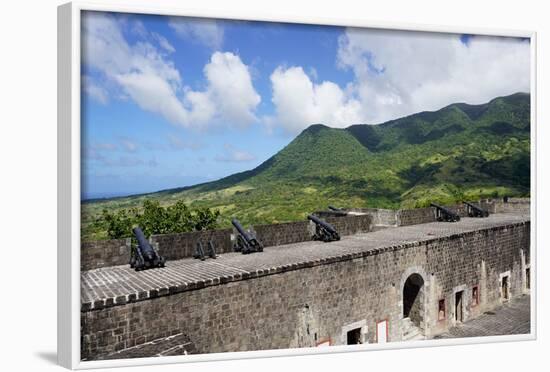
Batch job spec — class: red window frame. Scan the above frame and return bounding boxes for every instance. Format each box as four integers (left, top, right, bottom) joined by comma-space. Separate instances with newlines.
376, 319, 389, 343
316, 337, 332, 347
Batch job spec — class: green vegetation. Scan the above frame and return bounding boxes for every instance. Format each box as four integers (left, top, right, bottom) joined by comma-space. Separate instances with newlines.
88, 200, 220, 240
82, 92, 531, 241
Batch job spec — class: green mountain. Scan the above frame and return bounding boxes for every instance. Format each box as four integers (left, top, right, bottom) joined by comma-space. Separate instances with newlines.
82, 92, 530, 240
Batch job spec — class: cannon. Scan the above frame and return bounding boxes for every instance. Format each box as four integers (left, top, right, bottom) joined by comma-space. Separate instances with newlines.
193, 241, 206, 261
193, 240, 218, 261
130, 227, 166, 271
207, 241, 217, 258
430, 203, 460, 222
307, 214, 340, 242
327, 205, 348, 216
463, 201, 489, 218
232, 219, 263, 254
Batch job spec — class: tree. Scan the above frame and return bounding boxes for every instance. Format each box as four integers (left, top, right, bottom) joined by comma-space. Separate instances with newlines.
96, 208, 137, 239
94, 201, 220, 239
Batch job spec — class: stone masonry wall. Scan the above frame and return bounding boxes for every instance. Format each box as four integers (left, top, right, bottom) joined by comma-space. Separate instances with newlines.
253, 221, 311, 248
325, 215, 372, 236
247, 215, 372, 248
80, 229, 232, 271
81, 239, 130, 271
81, 221, 530, 359
82, 215, 372, 270
397, 207, 436, 226
150, 229, 233, 261
423, 223, 530, 336
494, 199, 531, 214
347, 208, 397, 226
81, 199, 528, 271
395, 203, 480, 226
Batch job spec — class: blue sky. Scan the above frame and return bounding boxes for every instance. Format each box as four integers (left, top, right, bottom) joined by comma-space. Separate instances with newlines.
81, 11, 530, 199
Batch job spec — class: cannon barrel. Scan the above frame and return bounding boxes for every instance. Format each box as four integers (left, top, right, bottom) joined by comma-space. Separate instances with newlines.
132, 227, 155, 260
231, 218, 252, 243
463, 201, 489, 217
430, 203, 460, 222
131, 226, 165, 270
326, 205, 347, 217
308, 214, 337, 233
307, 214, 340, 242
231, 218, 263, 254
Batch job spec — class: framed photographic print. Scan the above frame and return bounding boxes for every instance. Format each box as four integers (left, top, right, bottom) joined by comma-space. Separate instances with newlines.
58, 1, 536, 369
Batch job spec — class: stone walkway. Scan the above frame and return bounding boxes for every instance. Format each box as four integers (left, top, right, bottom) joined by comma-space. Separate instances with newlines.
433, 294, 531, 339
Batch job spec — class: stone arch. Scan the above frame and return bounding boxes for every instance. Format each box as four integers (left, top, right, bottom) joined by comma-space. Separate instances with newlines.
403, 274, 424, 323
400, 267, 429, 329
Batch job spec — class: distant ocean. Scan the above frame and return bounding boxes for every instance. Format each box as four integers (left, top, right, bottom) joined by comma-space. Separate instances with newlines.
81, 191, 141, 201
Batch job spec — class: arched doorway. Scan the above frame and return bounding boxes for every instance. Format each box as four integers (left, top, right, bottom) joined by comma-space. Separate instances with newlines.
402, 273, 425, 327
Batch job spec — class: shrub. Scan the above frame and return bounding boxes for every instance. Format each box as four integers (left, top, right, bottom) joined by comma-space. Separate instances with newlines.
94, 200, 220, 239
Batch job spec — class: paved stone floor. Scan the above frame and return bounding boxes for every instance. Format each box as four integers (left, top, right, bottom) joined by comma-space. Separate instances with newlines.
81, 212, 529, 311
433, 294, 531, 339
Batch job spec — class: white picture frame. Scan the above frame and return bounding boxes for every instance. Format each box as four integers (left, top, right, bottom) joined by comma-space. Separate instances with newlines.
58, 1, 537, 369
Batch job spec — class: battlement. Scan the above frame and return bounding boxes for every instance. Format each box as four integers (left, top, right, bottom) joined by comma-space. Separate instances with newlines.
81, 211, 529, 312
81, 214, 373, 271
81, 198, 529, 271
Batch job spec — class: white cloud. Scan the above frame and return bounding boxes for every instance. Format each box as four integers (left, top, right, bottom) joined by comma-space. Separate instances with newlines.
83, 150, 143, 168
113, 157, 144, 167
308, 66, 318, 81
269, 66, 362, 134
82, 13, 260, 130
82, 75, 109, 104
267, 30, 530, 134
167, 134, 204, 151
180, 52, 261, 127
169, 17, 224, 50
119, 138, 138, 152
82, 142, 117, 162
131, 19, 148, 38
113, 71, 188, 125
152, 32, 176, 53
215, 144, 256, 162
83, 13, 184, 124
201, 52, 261, 125
337, 29, 530, 123
94, 142, 117, 151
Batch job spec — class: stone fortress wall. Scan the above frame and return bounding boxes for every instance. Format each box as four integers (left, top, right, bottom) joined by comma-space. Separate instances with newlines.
81, 214, 373, 271
82, 198, 526, 271
80, 198, 531, 359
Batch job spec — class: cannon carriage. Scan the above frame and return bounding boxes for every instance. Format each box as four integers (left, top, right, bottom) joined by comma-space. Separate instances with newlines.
130, 227, 166, 271
307, 214, 340, 242
231, 218, 263, 254
463, 201, 490, 218
430, 203, 461, 222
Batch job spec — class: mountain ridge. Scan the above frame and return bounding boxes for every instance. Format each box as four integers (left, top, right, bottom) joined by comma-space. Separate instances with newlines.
82, 92, 531, 240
